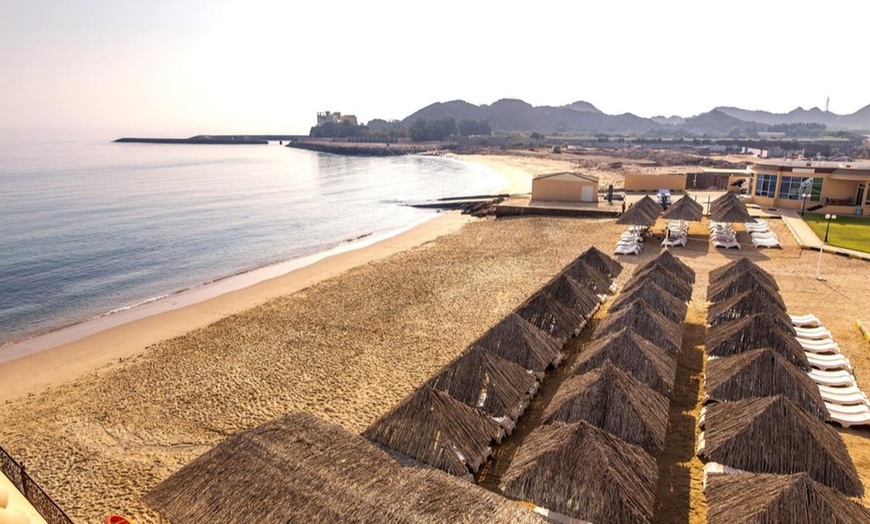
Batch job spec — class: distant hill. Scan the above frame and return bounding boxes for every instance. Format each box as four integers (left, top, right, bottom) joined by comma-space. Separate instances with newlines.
716, 105, 870, 130
395, 98, 870, 136
402, 98, 659, 134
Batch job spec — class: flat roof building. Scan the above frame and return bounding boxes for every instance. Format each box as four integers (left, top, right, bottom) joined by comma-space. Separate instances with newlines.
748, 160, 870, 216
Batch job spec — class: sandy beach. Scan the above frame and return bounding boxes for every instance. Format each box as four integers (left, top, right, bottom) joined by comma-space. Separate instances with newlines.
2, 154, 870, 523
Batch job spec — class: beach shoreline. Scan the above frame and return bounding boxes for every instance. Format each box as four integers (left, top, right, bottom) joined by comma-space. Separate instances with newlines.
0, 157, 532, 403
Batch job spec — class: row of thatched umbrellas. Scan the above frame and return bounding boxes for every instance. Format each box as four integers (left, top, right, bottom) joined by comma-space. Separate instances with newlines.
616, 192, 752, 229
499, 250, 696, 523
700, 257, 869, 522
362, 247, 622, 480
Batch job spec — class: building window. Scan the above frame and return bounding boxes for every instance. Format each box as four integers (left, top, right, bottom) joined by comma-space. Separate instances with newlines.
755, 174, 777, 198
779, 176, 822, 201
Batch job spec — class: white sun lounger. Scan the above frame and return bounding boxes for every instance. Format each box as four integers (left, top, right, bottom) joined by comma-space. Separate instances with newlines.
819, 389, 869, 407
818, 384, 866, 397
826, 402, 870, 416
806, 352, 852, 371
712, 238, 741, 249
615, 243, 642, 255
808, 369, 856, 387
828, 411, 870, 428
662, 236, 687, 247
790, 313, 822, 328
752, 237, 781, 249
795, 326, 833, 340
798, 338, 840, 354
702, 462, 749, 489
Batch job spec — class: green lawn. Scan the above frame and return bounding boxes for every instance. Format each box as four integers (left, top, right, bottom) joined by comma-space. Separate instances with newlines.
803, 213, 870, 252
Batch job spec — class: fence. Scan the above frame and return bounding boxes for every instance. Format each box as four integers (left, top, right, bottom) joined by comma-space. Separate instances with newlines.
0, 444, 74, 524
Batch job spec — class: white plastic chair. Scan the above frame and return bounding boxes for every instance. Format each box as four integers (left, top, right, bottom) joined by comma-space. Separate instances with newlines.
806, 352, 852, 371
819, 388, 869, 407
790, 314, 822, 328
795, 326, 833, 340
798, 338, 840, 354
808, 369, 856, 387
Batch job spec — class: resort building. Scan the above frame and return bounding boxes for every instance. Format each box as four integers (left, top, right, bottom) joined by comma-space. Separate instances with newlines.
531, 172, 599, 203
749, 160, 870, 216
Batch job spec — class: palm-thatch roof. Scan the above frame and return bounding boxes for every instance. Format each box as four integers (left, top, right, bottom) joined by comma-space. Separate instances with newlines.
699, 395, 862, 496
706, 290, 793, 333
145, 412, 544, 524
708, 269, 781, 303
710, 193, 754, 223
539, 273, 603, 320
560, 258, 615, 296
594, 301, 683, 355
709, 257, 777, 289
427, 346, 538, 426
609, 282, 689, 323
706, 472, 870, 524
705, 314, 810, 370
634, 249, 696, 284
616, 199, 659, 226
662, 195, 703, 222
705, 348, 828, 420
544, 361, 670, 452
576, 246, 623, 277
515, 292, 587, 340
363, 386, 504, 478
500, 420, 658, 524
709, 280, 787, 314
624, 263, 694, 302
634, 194, 665, 217
474, 313, 563, 375
574, 327, 677, 396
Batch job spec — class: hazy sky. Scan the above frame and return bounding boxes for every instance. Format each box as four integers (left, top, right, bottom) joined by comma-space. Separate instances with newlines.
1, 1, 866, 134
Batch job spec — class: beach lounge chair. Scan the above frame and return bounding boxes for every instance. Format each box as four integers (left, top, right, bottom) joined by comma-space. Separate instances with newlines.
790, 313, 822, 328
745, 224, 771, 233
751, 237, 781, 249
819, 388, 869, 407
662, 235, 687, 248
794, 326, 833, 340
818, 384, 866, 397
825, 402, 870, 416
614, 243, 642, 255
808, 369, 856, 387
798, 338, 840, 354
712, 238, 741, 249
828, 410, 870, 428
806, 352, 852, 371
702, 462, 748, 489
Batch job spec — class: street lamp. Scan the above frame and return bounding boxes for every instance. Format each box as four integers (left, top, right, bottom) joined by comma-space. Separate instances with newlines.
816, 213, 837, 281
800, 193, 810, 216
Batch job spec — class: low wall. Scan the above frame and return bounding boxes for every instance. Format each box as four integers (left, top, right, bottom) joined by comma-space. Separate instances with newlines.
624, 174, 687, 192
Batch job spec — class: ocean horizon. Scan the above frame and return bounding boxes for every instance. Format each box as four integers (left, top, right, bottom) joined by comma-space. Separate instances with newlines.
0, 128, 506, 349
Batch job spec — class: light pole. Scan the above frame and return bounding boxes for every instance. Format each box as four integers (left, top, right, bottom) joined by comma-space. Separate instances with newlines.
816, 213, 836, 281
800, 193, 810, 216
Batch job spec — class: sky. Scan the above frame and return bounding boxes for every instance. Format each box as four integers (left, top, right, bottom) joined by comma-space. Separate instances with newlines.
1, 0, 867, 135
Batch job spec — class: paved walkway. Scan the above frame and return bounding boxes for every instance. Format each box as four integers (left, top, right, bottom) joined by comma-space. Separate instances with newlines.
779, 209, 870, 261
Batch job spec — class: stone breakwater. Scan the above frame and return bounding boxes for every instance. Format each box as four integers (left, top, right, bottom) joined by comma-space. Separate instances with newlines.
287, 140, 447, 157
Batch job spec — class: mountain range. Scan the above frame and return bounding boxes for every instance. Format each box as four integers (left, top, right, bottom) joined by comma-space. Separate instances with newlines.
398, 99, 870, 135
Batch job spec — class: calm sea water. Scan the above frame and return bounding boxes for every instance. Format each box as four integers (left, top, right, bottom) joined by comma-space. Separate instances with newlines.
0, 129, 505, 346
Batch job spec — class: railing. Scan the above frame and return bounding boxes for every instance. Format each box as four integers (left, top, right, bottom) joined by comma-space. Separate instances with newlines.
0, 444, 74, 524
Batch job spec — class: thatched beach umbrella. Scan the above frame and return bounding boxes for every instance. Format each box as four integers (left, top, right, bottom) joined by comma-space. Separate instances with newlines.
609, 282, 689, 323
705, 348, 828, 420
710, 198, 753, 223
662, 195, 703, 222
707, 272, 785, 306
576, 246, 623, 277
515, 292, 587, 340
634, 194, 665, 217
363, 386, 504, 478
709, 257, 777, 289
427, 346, 539, 430
706, 472, 870, 524
145, 412, 544, 524
594, 300, 683, 355
624, 264, 694, 302
698, 395, 862, 496
574, 327, 677, 396
539, 273, 603, 320
705, 314, 810, 370
560, 258, 615, 296
475, 313, 563, 376
500, 420, 658, 524
544, 361, 670, 453
634, 249, 696, 284
616, 200, 659, 227
707, 291, 794, 334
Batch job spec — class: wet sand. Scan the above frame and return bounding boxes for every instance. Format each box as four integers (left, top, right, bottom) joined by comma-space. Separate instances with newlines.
1, 157, 870, 523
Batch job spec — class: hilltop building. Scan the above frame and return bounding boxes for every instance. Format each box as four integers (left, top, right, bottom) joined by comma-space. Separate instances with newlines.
316, 111, 358, 126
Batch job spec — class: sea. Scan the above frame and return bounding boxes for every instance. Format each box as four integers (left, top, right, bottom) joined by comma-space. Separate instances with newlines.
0, 129, 506, 349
